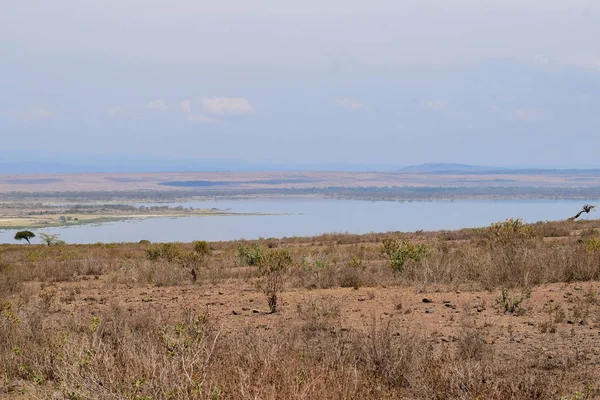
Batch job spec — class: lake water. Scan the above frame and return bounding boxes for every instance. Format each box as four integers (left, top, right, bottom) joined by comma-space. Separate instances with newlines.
0, 198, 596, 244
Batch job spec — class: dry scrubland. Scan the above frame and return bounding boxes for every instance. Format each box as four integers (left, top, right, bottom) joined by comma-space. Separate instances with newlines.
1, 219, 600, 399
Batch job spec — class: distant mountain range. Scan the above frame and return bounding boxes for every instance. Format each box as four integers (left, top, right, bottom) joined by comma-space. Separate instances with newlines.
399, 163, 600, 175
399, 163, 506, 173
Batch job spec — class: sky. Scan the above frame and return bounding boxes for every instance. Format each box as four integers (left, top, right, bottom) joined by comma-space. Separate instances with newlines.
2, 0, 600, 171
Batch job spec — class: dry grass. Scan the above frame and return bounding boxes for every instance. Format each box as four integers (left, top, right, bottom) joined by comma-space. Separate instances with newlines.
1, 218, 600, 399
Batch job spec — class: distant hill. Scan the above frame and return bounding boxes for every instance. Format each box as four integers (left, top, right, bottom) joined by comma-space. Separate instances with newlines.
400, 163, 507, 174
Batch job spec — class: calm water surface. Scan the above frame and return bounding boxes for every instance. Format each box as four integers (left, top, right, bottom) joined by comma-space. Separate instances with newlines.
0, 198, 595, 244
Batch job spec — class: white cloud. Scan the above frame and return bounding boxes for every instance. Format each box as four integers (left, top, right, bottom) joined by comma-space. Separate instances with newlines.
534, 53, 550, 64
180, 100, 192, 114
16, 106, 53, 121
424, 100, 447, 111
180, 100, 213, 123
180, 97, 254, 123
199, 97, 255, 116
511, 108, 544, 122
145, 100, 168, 111
106, 106, 136, 117
336, 98, 369, 111
570, 53, 600, 71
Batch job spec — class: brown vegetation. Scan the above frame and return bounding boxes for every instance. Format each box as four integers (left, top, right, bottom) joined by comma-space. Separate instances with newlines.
1, 218, 600, 399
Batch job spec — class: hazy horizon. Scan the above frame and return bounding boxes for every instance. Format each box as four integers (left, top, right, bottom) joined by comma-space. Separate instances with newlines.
3, 159, 600, 174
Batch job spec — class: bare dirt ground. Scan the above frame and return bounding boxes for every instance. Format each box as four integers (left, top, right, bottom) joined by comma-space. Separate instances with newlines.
38, 277, 600, 369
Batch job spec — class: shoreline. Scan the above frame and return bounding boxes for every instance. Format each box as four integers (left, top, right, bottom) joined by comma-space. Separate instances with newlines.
0, 210, 280, 230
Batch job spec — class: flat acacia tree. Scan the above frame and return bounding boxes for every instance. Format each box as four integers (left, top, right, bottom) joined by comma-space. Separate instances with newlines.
14, 230, 35, 244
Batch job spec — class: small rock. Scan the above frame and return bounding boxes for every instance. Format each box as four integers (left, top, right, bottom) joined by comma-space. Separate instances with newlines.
567, 320, 575, 324
232, 310, 240, 315
252, 309, 260, 314
455, 290, 461, 294
579, 320, 587, 326
358, 297, 366, 302
425, 309, 434, 314
242, 307, 250, 311
442, 300, 451, 304
476, 306, 485, 313
422, 298, 433, 303
218, 291, 224, 295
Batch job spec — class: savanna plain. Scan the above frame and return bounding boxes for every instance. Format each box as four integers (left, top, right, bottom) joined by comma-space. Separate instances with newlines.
1, 218, 600, 399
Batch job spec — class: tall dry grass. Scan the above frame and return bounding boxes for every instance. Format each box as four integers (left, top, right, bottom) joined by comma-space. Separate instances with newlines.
0, 301, 590, 400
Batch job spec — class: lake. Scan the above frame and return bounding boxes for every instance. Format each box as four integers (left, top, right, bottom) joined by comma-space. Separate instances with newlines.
0, 198, 596, 244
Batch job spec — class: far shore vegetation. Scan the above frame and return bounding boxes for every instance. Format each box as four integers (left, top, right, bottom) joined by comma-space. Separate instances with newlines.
2, 185, 600, 205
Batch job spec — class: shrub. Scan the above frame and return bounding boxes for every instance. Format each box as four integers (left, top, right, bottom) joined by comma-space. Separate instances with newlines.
193, 240, 211, 256
487, 219, 536, 285
495, 288, 530, 315
381, 236, 429, 273
258, 249, 293, 313
146, 243, 182, 262
585, 238, 600, 252
236, 244, 263, 266
489, 218, 533, 245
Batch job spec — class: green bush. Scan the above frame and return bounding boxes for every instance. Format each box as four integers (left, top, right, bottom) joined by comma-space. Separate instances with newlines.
193, 241, 211, 256
258, 248, 293, 275
236, 244, 264, 266
381, 236, 428, 273
489, 218, 533, 245
146, 243, 182, 262
584, 238, 600, 252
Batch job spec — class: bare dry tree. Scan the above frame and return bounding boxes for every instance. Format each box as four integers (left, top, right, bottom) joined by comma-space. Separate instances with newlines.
568, 204, 596, 221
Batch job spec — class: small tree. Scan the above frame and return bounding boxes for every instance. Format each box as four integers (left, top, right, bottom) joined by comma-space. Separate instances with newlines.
14, 230, 35, 244
569, 204, 596, 221
39, 233, 61, 246
258, 249, 293, 313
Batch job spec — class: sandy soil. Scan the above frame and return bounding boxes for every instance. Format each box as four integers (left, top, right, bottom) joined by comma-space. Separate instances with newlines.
37, 277, 600, 381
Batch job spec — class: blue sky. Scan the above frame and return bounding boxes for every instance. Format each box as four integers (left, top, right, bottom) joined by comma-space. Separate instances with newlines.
2, 0, 600, 171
